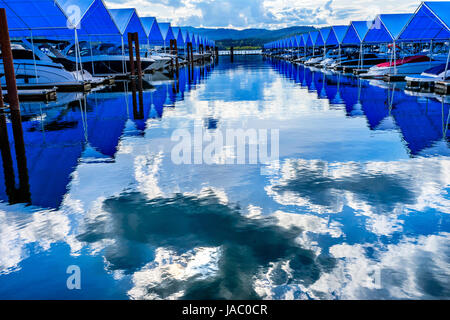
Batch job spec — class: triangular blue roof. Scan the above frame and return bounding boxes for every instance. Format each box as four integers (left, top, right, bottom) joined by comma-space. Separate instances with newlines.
109, 8, 147, 43
184, 30, 191, 43
0, 0, 74, 38
398, 1, 450, 41
313, 31, 322, 46
57, 0, 121, 38
141, 17, 155, 35
326, 25, 348, 45
306, 31, 318, 47
364, 13, 412, 43
191, 33, 197, 47
172, 27, 185, 46
295, 35, 305, 47
286, 37, 292, 48
159, 22, 175, 42
342, 21, 369, 44
291, 36, 298, 47
354, 21, 370, 40
316, 27, 332, 46
141, 17, 164, 45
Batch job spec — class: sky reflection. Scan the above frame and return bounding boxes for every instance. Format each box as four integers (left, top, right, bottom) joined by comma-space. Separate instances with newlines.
0, 56, 449, 300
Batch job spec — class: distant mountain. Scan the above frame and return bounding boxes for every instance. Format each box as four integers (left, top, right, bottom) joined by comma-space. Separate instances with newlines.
180, 26, 316, 49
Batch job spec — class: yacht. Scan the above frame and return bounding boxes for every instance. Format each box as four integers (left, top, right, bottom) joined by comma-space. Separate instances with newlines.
145, 51, 172, 71
1, 42, 83, 86
405, 63, 450, 82
305, 56, 324, 66
361, 55, 444, 78
60, 41, 156, 75
330, 54, 389, 70
405, 62, 450, 91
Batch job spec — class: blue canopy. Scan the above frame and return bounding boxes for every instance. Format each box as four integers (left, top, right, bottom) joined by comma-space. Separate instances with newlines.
316, 27, 332, 46
184, 30, 191, 44
296, 34, 306, 47
171, 27, 185, 46
326, 25, 348, 45
141, 17, 164, 45
398, 1, 450, 41
159, 22, 175, 42
191, 33, 197, 47
364, 13, 412, 43
287, 37, 293, 48
342, 21, 370, 45
306, 31, 318, 47
0, 0, 77, 38
109, 8, 147, 43
57, 0, 121, 40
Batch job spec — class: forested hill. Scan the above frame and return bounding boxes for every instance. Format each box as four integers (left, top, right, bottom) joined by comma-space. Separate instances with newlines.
180, 26, 316, 49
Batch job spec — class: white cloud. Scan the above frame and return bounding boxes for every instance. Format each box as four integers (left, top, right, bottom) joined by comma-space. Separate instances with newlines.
106, 0, 421, 29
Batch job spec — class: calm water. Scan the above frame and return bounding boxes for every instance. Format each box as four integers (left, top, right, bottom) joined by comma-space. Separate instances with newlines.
0, 55, 449, 300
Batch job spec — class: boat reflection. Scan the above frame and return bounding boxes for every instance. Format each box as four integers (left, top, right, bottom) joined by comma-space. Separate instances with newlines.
0, 64, 215, 209
267, 59, 450, 157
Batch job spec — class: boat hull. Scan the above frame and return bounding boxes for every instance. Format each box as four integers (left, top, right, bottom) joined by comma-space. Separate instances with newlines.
0, 59, 77, 85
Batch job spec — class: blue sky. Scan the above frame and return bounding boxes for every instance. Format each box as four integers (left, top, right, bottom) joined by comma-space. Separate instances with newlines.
106, 0, 420, 29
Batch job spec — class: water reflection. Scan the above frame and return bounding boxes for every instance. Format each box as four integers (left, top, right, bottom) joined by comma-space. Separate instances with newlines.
0, 56, 449, 300
267, 59, 450, 157
78, 191, 333, 299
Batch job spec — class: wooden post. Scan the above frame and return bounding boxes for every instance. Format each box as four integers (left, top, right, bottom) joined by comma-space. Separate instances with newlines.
174, 39, 179, 78
0, 88, 16, 201
128, 32, 135, 77
133, 33, 143, 92
0, 8, 29, 203
188, 42, 194, 65
0, 9, 19, 112
230, 46, 234, 62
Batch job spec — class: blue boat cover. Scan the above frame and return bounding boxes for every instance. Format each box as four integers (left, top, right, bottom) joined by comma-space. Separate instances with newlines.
57, 0, 121, 40
306, 31, 318, 47
296, 34, 306, 47
109, 8, 147, 43
141, 17, 164, 45
342, 21, 369, 44
398, 1, 450, 41
326, 25, 348, 45
316, 27, 332, 46
171, 27, 184, 46
0, 0, 75, 38
159, 22, 175, 42
364, 14, 412, 43
183, 30, 191, 44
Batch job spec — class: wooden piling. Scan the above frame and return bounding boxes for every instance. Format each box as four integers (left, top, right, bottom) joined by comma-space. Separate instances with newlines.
133, 33, 143, 92
0, 9, 30, 204
174, 39, 179, 78
230, 46, 234, 62
127, 32, 136, 77
0, 9, 19, 112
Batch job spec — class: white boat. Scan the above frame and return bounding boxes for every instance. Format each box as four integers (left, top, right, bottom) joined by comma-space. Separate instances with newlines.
59, 42, 156, 75
0, 43, 83, 86
362, 55, 445, 78
405, 63, 450, 83
304, 56, 323, 66
146, 52, 172, 71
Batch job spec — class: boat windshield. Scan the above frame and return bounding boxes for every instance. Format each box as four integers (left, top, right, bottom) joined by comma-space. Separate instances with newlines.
66, 42, 123, 57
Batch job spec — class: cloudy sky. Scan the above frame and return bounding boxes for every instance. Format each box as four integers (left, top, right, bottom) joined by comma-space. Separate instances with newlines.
106, 0, 420, 29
